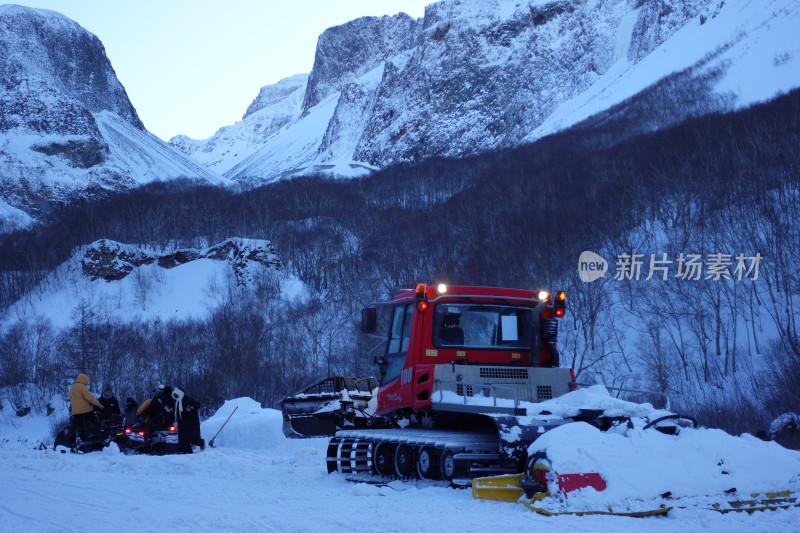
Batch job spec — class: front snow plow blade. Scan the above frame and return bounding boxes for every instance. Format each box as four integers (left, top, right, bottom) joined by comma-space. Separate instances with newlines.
522, 498, 672, 517
471, 474, 525, 502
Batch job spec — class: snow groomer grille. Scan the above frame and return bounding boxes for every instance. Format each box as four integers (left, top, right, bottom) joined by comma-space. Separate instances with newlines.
536, 385, 553, 400
456, 384, 474, 397
479, 368, 529, 380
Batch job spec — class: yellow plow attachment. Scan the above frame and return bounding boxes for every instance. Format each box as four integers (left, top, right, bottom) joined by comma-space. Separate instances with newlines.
522, 499, 671, 517
708, 490, 798, 514
472, 474, 672, 517
471, 474, 526, 503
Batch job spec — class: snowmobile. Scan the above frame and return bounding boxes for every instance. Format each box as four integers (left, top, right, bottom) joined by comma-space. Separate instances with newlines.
121, 420, 180, 455
53, 413, 125, 454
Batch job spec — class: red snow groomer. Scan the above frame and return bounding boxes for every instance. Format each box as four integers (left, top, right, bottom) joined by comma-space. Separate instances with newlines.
282, 283, 621, 484
281, 283, 800, 517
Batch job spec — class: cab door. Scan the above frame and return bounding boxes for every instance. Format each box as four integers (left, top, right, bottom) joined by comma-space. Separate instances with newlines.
375, 304, 416, 415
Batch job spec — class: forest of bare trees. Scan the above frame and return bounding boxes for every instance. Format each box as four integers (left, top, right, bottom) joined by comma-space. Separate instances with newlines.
0, 89, 798, 433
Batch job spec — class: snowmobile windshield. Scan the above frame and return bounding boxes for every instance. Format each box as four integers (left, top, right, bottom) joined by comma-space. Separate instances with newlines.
433, 303, 532, 349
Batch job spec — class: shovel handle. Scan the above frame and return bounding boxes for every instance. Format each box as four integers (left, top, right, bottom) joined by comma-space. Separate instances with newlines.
209, 405, 238, 448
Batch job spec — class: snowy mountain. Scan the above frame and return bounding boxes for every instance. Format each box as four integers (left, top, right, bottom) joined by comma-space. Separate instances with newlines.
169, 73, 309, 174
173, 0, 800, 185
0, 5, 227, 232
171, 12, 420, 182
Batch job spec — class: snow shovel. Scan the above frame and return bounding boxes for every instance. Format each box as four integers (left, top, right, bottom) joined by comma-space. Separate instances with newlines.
209, 406, 238, 448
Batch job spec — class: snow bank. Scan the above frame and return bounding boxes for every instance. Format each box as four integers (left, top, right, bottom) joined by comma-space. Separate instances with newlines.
0, 386, 68, 450
200, 397, 288, 450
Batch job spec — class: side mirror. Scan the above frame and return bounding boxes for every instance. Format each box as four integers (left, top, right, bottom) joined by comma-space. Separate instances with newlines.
361, 307, 378, 334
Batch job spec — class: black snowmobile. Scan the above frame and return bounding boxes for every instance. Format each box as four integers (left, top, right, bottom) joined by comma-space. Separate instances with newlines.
121, 420, 180, 455
53, 413, 126, 454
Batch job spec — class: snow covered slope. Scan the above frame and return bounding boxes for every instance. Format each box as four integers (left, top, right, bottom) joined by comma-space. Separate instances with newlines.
529, 0, 800, 139
183, 0, 800, 185
1, 392, 798, 531
169, 74, 308, 174
1, 238, 304, 329
223, 64, 386, 186
0, 5, 227, 230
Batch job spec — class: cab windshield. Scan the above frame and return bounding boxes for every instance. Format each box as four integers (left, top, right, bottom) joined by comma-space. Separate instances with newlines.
433, 303, 532, 349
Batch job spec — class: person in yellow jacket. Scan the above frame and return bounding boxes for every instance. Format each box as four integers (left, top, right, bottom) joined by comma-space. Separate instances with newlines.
69, 373, 102, 437
135, 385, 163, 423
136, 398, 152, 422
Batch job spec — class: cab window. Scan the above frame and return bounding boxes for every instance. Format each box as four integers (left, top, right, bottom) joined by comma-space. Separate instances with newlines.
387, 304, 413, 354
383, 304, 413, 385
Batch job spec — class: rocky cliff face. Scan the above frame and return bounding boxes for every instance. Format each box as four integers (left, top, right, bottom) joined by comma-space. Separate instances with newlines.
0, 6, 225, 231
354, 0, 706, 166
0, 6, 143, 134
302, 14, 419, 113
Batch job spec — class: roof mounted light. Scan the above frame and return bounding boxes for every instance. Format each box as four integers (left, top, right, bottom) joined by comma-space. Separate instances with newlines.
437, 283, 447, 294
538, 290, 550, 302
415, 283, 427, 299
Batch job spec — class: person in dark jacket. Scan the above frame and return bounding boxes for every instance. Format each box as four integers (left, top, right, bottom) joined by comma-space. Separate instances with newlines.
97, 384, 121, 422
138, 385, 174, 431
171, 387, 204, 453
124, 397, 139, 426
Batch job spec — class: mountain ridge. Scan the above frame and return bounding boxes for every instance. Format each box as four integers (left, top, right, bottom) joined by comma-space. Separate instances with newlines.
171, 0, 800, 185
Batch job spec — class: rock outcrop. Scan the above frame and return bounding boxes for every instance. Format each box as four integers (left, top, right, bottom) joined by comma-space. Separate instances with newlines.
82, 238, 281, 285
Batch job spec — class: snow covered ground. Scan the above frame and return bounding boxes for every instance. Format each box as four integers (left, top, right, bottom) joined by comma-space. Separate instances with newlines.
1, 396, 799, 532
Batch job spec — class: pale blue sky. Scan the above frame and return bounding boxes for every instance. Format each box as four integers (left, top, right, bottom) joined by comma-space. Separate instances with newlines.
8, 1, 431, 140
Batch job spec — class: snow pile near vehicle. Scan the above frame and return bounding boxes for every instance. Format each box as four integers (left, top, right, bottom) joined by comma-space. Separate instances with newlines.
529, 420, 800, 514
436, 384, 672, 421
527, 385, 673, 420
0, 385, 68, 450
200, 397, 287, 450
0, 407, 56, 450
